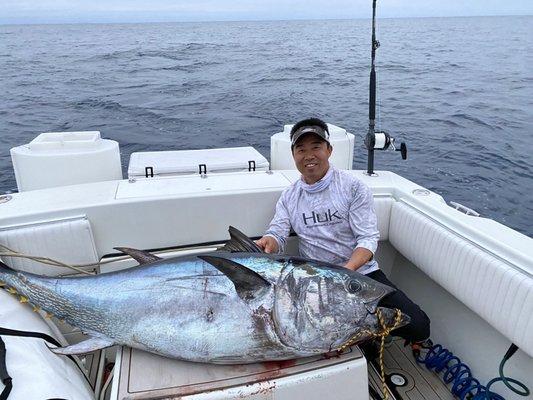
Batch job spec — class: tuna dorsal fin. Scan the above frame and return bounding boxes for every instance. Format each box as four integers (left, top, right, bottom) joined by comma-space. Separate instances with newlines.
114, 247, 161, 265
198, 255, 270, 300
48, 335, 115, 355
218, 226, 264, 253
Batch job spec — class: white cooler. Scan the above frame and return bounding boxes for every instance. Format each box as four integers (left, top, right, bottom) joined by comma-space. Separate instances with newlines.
128, 147, 270, 179
10, 131, 122, 192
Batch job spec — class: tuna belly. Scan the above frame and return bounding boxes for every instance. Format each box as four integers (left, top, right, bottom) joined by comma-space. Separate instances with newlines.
127, 314, 257, 362
121, 295, 290, 363
68, 265, 295, 363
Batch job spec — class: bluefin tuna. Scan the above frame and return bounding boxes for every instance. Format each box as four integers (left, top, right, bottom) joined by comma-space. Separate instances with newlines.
0, 227, 407, 363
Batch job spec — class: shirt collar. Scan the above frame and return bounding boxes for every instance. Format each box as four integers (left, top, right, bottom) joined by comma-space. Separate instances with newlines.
300, 166, 335, 193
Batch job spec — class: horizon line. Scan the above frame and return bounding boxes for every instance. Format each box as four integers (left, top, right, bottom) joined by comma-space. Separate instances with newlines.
1, 13, 531, 27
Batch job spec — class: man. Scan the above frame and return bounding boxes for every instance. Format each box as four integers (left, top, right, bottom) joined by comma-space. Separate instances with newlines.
255, 118, 430, 345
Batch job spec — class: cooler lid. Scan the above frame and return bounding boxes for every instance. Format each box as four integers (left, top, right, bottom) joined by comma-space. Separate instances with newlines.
25, 131, 103, 152
128, 147, 269, 176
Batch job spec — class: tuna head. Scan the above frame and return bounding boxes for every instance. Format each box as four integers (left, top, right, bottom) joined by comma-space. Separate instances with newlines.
272, 261, 405, 353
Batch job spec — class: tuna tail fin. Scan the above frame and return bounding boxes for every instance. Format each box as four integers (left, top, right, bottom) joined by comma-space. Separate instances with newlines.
0, 259, 17, 288
0, 259, 15, 273
218, 226, 264, 253
0, 259, 16, 281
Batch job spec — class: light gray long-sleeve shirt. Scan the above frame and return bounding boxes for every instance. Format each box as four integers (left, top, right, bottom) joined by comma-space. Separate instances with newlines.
265, 166, 380, 275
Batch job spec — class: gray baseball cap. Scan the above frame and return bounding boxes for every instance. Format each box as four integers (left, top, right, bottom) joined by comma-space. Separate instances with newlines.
290, 124, 330, 146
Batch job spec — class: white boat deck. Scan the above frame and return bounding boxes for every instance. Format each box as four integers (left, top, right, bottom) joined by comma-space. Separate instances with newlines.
368, 338, 455, 400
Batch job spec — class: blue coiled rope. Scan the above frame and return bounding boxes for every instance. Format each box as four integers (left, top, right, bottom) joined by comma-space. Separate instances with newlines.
415, 342, 530, 400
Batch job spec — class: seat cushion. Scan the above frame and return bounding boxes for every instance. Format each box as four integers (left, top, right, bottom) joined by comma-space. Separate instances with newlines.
389, 202, 533, 357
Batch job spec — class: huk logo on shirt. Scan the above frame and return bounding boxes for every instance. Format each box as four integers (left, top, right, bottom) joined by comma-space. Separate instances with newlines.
302, 209, 342, 226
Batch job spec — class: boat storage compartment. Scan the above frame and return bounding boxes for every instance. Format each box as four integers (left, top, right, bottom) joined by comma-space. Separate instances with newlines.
127, 147, 269, 179
112, 346, 368, 400
10, 131, 122, 192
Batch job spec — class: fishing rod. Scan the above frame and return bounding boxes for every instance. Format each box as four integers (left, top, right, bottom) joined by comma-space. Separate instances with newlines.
364, 0, 407, 176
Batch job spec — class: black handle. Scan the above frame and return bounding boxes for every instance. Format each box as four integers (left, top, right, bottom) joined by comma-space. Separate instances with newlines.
0, 337, 12, 400
395, 142, 407, 160
144, 166, 154, 178
0, 338, 10, 382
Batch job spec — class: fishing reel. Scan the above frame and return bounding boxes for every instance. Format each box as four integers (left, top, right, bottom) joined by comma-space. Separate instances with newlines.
365, 131, 407, 159
364, 0, 408, 176
364, 131, 407, 176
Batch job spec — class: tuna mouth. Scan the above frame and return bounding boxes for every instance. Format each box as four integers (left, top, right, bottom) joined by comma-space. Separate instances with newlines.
332, 307, 410, 350
337, 307, 410, 349
365, 302, 379, 314
375, 306, 410, 330
364, 284, 396, 314
365, 294, 389, 313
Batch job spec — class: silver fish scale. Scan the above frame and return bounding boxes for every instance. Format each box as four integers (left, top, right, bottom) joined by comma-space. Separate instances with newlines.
0, 253, 406, 363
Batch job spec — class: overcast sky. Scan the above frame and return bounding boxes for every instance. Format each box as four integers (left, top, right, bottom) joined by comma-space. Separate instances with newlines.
1, 0, 532, 25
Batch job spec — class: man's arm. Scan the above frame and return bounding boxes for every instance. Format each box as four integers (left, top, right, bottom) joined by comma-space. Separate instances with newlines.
344, 247, 374, 271
255, 193, 291, 254
345, 180, 380, 271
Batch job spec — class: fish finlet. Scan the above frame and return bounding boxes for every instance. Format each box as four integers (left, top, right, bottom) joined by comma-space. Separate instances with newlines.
19, 296, 29, 303
7, 287, 17, 294
45, 312, 53, 319
32, 305, 41, 312
0, 281, 5, 287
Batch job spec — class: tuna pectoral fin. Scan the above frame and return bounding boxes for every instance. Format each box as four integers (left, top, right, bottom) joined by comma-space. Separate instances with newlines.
198, 255, 270, 300
114, 247, 161, 265
218, 226, 264, 253
49, 335, 115, 355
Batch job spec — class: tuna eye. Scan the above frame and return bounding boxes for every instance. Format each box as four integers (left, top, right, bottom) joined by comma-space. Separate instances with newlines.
347, 279, 361, 293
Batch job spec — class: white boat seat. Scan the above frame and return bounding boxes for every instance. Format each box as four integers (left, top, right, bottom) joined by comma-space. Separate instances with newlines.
0, 216, 99, 276
374, 197, 394, 241
389, 202, 533, 358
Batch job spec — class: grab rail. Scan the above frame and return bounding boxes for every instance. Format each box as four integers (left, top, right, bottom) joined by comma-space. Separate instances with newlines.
449, 201, 480, 217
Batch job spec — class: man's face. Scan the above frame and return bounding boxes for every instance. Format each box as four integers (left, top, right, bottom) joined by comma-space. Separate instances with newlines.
292, 134, 332, 184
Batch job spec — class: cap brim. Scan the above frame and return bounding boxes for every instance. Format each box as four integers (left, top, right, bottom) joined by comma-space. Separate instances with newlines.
291, 127, 329, 145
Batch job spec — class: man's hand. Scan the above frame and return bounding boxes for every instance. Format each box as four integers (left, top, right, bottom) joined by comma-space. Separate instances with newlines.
254, 236, 279, 254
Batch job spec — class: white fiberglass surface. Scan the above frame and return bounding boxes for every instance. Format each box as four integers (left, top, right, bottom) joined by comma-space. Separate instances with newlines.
116, 170, 291, 199
387, 254, 532, 400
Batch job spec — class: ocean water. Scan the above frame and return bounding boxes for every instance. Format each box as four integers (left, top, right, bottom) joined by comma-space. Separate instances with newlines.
0, 16, 531, 237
